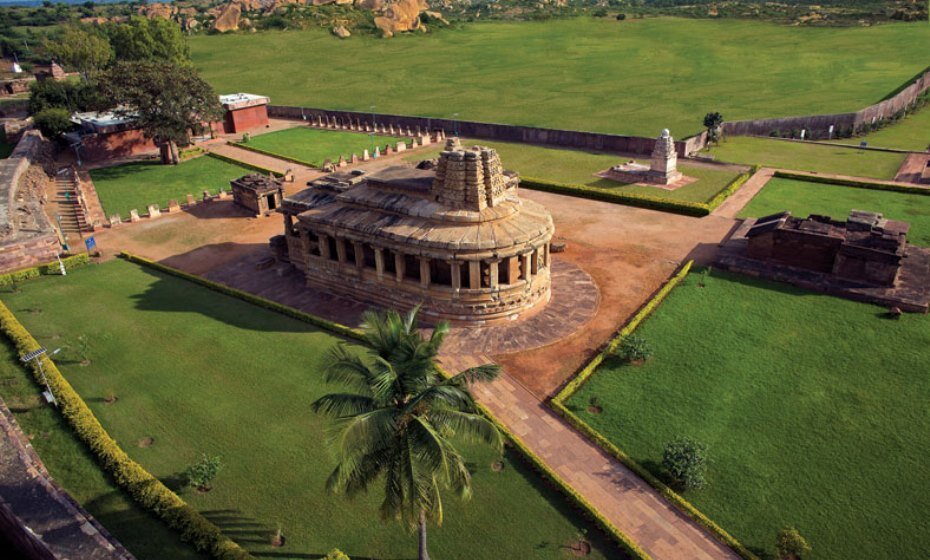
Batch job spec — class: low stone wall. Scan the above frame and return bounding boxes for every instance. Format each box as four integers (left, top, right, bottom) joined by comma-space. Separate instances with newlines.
0, 131, 60, 274
267, 105, 707, 158
723, 66, 930, 140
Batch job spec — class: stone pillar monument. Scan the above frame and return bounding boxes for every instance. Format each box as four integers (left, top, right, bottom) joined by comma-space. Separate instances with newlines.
648, 129, 682, 185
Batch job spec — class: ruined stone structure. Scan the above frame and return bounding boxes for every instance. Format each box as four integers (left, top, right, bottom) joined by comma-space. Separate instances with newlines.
272, 139, 555, 325
231, 173, 283, 217
717, 209, 930, 312
217, 93, 270, 134
607, 129, 683, 185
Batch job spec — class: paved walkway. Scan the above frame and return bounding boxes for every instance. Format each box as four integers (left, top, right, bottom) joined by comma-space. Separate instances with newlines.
440, 355, 742, 560
712, 167, 774, 219
0, 399, 134, 560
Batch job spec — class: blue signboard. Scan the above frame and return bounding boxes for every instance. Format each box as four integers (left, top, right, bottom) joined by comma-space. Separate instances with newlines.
84, 236, 96, 252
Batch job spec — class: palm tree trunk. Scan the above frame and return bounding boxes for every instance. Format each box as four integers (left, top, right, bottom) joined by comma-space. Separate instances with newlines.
418, 510, 430, 560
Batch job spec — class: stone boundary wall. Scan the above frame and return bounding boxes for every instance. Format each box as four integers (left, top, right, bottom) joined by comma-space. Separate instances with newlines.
0, 398, 135, 560
723, 66, 930, 140
0, 131, 60, 274
267, 105, 707, 158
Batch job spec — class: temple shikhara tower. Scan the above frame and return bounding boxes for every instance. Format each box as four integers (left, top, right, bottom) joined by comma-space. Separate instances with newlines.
606, 128, 684, 185
271, 139, 555, 325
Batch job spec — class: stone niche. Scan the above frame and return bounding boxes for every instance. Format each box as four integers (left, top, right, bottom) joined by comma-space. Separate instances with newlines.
231, 173, 283, 217
271, 139, 555, 325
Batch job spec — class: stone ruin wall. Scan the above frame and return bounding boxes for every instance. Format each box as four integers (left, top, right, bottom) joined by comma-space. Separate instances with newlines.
723, 65, 930, 140
267, 105, 706, 158
0, 131, 60, 274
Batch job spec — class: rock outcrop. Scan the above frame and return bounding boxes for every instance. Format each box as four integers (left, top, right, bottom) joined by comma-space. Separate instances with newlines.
332, 25, 351, 38
138, 2, 177, 19
374, 0, 429, 38
213, 3, 242, 32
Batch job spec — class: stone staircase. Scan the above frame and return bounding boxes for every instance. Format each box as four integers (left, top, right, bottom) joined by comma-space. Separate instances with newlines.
53, 167, 90, 236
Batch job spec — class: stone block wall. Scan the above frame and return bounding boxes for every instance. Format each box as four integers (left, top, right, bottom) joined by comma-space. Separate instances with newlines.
268, 105, 705, 158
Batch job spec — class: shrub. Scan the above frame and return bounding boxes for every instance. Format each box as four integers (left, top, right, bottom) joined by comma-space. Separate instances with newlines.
616, 13, 627, 20
662, 437, 708, 490
184, 454, 223, 491
324, 549, 350, 560
614, 334, 652, 363
34, 107, 75, 138
775, 527, 811, 560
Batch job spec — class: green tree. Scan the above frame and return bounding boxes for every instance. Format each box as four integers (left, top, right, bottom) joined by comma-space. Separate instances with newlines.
312, 307, 503, 560
105, 16, 189, 65
662, 436, 708, 490
183, 454, 223, 492
44, 25, 111, 78
33, 107, 74, 138
703, 111, 724, 144
776, 527, 811, 560
99, 61, 223, 164
28, 79, 103, 114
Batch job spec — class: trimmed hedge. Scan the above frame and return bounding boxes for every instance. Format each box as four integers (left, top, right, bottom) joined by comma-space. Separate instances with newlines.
521, 168, 756, 217
205, 151, 281, 177
550, 262, 760, 560
0, 253, 90, 288
119, 252, 364, 342
0, 301, 253, 560
773, 170, 930, 196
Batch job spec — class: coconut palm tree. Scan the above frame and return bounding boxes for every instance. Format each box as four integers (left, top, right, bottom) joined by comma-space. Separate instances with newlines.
311, 307, 503, 560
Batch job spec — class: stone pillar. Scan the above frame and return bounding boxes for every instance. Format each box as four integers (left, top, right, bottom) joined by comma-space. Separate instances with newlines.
507, 256, 520, 285
374, 248, 385, 280
468, 260, 481, 290
395, 252, 405, 283
522, 253, 532, 282
544, 244, 551, 267
335, 237, 347, 264
489, 259, 499, 288
419, 257, 431, 288
319, 233, 331, 260
451, 261, 462, 290
353, 242, 365, 268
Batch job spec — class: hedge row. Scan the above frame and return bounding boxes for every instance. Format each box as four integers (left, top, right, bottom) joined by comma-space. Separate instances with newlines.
0, 301, 253, 560
434, 365, 652, 560
773, 170, 930, 196
119, 252, 364, 342
230, 142, 319, 169
550, 261, 760, 560
521, 168, 755, 217
0, 253, 90, 288
205, 152, 281, 177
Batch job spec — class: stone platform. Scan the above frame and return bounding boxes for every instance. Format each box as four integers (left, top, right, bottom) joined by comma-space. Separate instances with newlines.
716, 219, 930, 312
594, 168, 696, 191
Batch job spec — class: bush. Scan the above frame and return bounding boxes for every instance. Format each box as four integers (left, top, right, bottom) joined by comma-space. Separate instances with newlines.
775, 527, 811, 560
184, 454, 223, 491
28, 78, 101, 114
324, 549, 351, 560
662, 437, 708, 490
33, 107, 75, 138
614, 334, 652, 363
616, 13, 627, 20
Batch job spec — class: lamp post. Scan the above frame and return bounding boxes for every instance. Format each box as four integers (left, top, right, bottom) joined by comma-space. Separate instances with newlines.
21, 347, 61, 406
369, 105, 377, 155
451, 113, 459, 138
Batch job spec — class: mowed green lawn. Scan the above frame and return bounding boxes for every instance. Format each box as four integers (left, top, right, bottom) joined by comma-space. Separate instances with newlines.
2, 260, 625, 560
567, 270, 930, 560
407, 139, 743, 203
89, 156, 254, 220
0, 342, 205, 560
243, 127, 402, 167
190, 18, 930, 137
840, 106, 930, 151
740, 177, 930, 246
705, 136, 906, 178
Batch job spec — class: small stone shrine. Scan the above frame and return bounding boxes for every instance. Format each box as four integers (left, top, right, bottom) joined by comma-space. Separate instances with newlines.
606, 129, 683, 185
716, 209, 930, 312
270, 138, 555, 325
231, 173, 283, 217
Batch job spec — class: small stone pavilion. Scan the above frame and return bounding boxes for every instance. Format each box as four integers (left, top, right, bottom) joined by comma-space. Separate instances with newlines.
717, 209, 930, 312
271, 139, 555, 325
231, 173, 283, 217
606, 129, 683, 185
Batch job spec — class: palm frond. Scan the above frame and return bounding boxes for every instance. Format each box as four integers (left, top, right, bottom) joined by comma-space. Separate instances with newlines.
310, 393, 375, 418
430, 409, 503, 452
322, 344, 376, 394
450, 363, 501, 386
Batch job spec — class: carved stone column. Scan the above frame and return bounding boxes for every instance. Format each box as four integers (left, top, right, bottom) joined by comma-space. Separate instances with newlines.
419, 257, 431, 288
468, 260, 481, 290
353, 242, 365, 268
395, 252, 406, 283
374, 248, 385, 280
319, 233, 331, 260
451, 261, 462, 290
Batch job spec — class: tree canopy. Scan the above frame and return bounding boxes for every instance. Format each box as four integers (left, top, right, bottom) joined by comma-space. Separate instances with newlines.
43, 24, 111, 76
104, 17, 190, 65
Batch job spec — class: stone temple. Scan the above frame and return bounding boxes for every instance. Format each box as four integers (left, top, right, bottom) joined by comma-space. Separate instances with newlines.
270, 139, 555, 325
607, 129, 683, 185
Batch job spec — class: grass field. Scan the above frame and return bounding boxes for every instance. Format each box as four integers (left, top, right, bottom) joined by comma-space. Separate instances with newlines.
89, 156, 254, 220
1, 260, 625, 560
840, 105, 930, 151
566, 269, 930, 560
408, 139, 743, 203
0, 342, 205, 560
242, 127, 402, 167
704, 136, 906, 178
740, 177, 930, 245
190, 18, 930, 137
